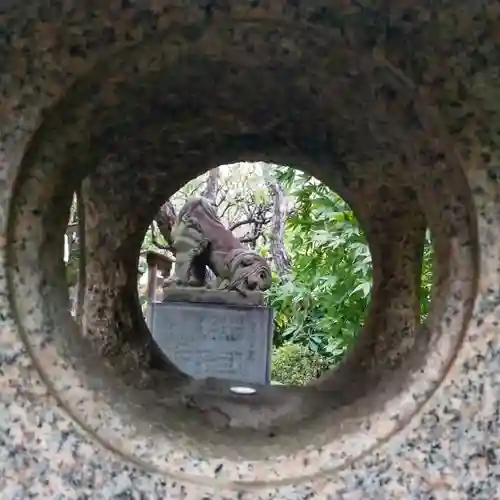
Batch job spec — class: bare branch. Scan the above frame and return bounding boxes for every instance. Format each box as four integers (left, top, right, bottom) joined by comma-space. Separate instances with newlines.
200, 168, 219, 203
230, 216, 272, 232
239, 232, 263, 244
187, 179, 204, 197
220, 201, 236, 219
215, 188, 229, 208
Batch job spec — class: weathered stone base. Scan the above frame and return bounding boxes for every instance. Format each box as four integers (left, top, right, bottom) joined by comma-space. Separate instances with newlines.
149, 295, 273, 384
162, 286, 266, 306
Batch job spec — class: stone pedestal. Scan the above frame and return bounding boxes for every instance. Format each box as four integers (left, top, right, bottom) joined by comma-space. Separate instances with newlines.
148, 289, 273, 384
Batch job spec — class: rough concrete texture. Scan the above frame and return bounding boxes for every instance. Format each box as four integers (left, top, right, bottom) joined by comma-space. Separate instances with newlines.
162, 288, 267, 306
0, 1, 498, 498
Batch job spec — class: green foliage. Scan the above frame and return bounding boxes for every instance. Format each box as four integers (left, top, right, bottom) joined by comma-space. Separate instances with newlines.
132, 163, 435, 385
271, 343, 332, 385
266, 169, 371, 361
420, 229, 434, 318
65, 251, 80, 287
266, 167, 434, 368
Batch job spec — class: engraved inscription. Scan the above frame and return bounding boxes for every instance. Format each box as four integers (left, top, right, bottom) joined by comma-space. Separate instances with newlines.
149, 302, 273, 384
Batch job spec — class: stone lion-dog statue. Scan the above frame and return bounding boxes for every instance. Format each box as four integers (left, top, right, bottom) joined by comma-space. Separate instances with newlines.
166, 197, 272, 294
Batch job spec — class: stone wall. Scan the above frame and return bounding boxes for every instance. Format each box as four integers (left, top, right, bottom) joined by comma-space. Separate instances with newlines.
0, 1, 498, 498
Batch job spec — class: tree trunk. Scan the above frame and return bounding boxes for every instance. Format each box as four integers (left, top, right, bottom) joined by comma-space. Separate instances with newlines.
200, 168, 221, 282
267, 178, 291, 276
200, 168, 219, 203
154, 200, 176, 246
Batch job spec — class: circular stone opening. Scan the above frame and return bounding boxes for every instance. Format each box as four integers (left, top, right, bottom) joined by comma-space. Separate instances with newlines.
137, 162, 435, 387
5, 28, 478, 486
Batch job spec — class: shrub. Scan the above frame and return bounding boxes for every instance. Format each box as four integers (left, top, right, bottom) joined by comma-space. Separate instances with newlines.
266, 168, 433, 362
271, 343, 332, 385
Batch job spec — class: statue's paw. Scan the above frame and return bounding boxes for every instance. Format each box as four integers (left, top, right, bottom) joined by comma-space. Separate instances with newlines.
162, 278, 175, 288
187, 278, 205, 288
164, 276, 190, 289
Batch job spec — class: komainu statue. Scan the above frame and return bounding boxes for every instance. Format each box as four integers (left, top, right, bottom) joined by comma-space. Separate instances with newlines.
166, 197, 272, 294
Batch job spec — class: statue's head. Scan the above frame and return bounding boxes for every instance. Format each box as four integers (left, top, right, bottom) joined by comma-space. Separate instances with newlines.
229, 251, 273, 292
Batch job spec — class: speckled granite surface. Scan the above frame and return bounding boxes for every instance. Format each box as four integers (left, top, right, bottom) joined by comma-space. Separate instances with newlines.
1, 1, 499, 498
